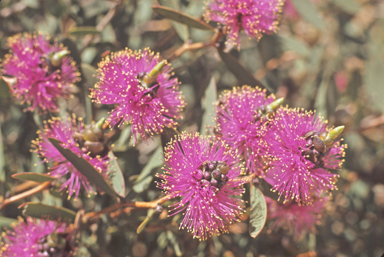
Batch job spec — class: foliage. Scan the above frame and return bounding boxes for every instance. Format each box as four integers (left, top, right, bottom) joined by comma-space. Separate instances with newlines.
0, 0, 383, 256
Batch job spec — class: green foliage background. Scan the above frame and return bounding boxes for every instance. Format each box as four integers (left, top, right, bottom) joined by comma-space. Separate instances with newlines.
1, 0, 384, 256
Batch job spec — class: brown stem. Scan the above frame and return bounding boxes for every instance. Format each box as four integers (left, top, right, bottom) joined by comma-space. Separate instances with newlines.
357, 115, 384, 132
167, 42, 212, 63
82, 194, 174, 222
167, 28, 223, 63
13, 180, 40, 194
0, 181, 51, 211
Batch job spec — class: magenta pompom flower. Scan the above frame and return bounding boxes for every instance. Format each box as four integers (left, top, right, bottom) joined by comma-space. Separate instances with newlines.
262, 108, 345, 205
266, 197, 328, 237
157, 132, 246, 240
0, 32, 80, 113
214, 86, 276, 175
204, 0, 284, 46
90, 48, 185, 145
0, 217, 74, 257
32, 115, 109, 199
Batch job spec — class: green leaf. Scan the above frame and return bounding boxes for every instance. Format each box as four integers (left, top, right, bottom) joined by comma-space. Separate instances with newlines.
332, 0, 360, 15
135, 147, 163, 186
108, 151, 126, 198
218, 50, 272, 92
365, 42, 384, 113
161, 127, 178, 150
48, 138, 117, 200
12, 173, 56, 183
81, 63, 97, 124
69, 26, 100, 36
62, 38, 82, 71
279, 35, 310, 57
151, 5, 214, 31
132, 176, 153, 193
22, 202, 76, 223
249, 185, 267, 238
0, 217, 17, 228
158, 0, 189, 41
166, 231, 183, 256
291, 0, 324, 29
201, 76, 217, 136
0, 77, 12, 99
0, 126, 4, 182
137, 209, 156, 234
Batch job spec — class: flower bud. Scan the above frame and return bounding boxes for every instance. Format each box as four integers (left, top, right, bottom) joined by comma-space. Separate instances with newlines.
266, 97, 284, 113
51, 50, 69, 67
324, 126, 344, 146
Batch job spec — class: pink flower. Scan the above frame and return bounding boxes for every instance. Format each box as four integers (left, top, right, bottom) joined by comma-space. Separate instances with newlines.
266, 197, 328, 237
262, 108, 345, 205
90, 48, 185, 145
0, 32, 80, 113
214, 86, 276, 175
0, 217, 74, 257
32, 115, 109, 199
157, 132, 246, 240
204, 0, 284, 46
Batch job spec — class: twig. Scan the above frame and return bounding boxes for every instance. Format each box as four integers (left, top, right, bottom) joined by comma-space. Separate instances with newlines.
357, 115, 384, 132
82, 194, 174, 223
0, 181, 51, 211
167, 28, 223, 63
12, 180, 40, 194
81, 3, 119, 52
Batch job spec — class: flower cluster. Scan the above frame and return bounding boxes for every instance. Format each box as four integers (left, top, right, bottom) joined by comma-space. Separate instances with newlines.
0, 217, 74, 257
157, 132, 246, 240
0, 32, 80, 113
90, 48, 185, 145
32, 115, 109, 199
204, 0, 284, 46
214, 86, 276, 175
261, 108, 345, 205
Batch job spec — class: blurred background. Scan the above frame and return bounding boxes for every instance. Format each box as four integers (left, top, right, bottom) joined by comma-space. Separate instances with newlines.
0, 0, 384, 256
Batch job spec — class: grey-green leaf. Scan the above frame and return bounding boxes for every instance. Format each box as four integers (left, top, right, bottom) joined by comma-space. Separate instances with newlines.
249, 185, 267, 238
291, 0, 325, 29
0, 78, 12, 99
108, 151, 126, 198
0, 217, 18, 228
151, 5, 214, 31
69, 26, 101, 36
201, 76, 217, 135
333, 0, 360, 15
48, 138, 117, 200
218, 50, 271, 91
12, 172, 56, 183
22, 202, 76, 223
134, 146, 163, 190
365, 42, 384, 113
137, 209, 156, 234
158, 0, 189, 41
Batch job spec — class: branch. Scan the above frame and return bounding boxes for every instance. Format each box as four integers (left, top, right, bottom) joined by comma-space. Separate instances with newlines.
82, 194, 174, 223
167, 28, 223, 62
0, 181, 51, 211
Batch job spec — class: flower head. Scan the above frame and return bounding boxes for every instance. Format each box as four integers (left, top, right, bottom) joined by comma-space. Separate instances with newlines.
262, 108, 345, 205
204, 0, 284, 46
157, 132, 246, 240
214, 86, 276, 175
266, 197, 328, 238
90, 48, 185, 145
32, 115, 109, 199
0, 217, 74, 257
0, 32, 80, 113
